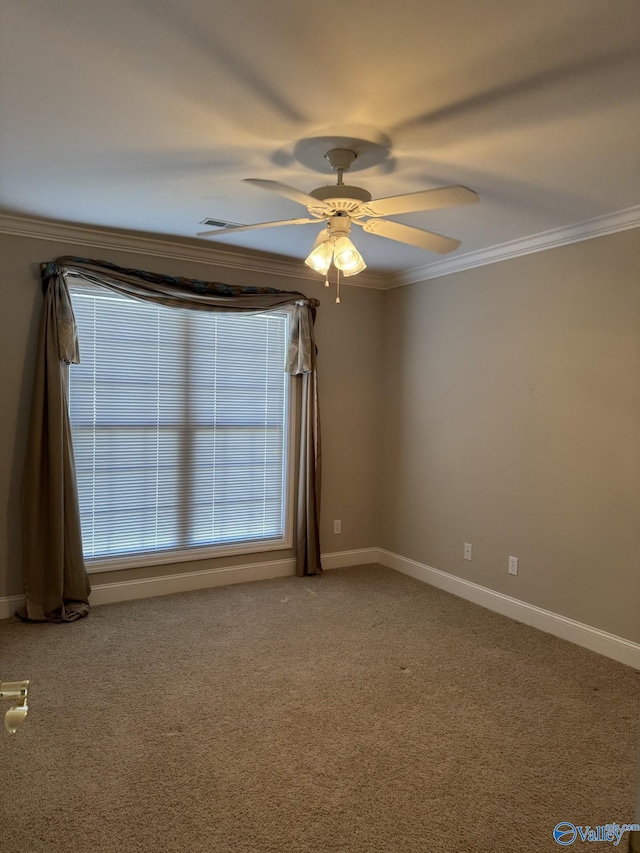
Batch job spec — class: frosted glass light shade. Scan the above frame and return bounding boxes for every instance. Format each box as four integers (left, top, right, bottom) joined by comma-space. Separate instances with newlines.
340, 255, 367, 276
333, 235, 364, 273
304, 229, 333, 275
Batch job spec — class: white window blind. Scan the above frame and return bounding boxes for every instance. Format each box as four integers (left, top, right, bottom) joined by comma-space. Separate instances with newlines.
68, 282, 290, 564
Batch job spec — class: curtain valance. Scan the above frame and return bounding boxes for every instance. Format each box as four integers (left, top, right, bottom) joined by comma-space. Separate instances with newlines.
41, 256, 319, 374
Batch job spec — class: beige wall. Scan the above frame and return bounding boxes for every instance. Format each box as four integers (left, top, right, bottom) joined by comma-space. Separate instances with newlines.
0, 232, 384, 596
380, 228, 640, 643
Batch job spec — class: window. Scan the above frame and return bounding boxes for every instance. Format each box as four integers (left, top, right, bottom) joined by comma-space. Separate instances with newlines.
68, 281, 292, 571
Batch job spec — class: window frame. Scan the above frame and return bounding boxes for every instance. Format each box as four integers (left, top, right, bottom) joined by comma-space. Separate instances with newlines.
66, 278, 296, 575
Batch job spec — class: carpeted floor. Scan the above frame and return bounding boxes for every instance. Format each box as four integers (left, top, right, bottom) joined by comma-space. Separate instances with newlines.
1, 564, 638, 852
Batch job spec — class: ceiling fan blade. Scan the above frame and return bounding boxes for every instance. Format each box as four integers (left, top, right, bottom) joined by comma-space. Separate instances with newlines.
366, 185, 479, 217
244, 179, 328, 210
360, 219, 460, 254
197, 217, 318, 237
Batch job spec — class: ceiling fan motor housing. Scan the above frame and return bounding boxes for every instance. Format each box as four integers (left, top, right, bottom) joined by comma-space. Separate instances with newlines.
308, 183, 372, 214
309, 184, 372, 202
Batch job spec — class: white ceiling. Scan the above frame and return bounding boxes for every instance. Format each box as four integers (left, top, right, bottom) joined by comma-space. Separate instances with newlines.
1, 0, 639, 275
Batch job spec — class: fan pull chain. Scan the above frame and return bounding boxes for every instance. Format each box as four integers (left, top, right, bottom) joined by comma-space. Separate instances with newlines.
336, 268, 341, 304
324, 275, 330, 288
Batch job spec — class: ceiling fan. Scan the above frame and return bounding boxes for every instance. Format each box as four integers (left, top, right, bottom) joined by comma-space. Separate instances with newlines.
197, 145, 479, 299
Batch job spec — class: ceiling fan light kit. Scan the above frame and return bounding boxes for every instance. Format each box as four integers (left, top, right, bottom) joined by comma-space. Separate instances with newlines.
304, 215, 367, 296
198, 136, 479, 303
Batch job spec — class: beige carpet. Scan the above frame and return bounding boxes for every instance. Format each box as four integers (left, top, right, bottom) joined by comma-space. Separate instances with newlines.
1, 564, 638, 852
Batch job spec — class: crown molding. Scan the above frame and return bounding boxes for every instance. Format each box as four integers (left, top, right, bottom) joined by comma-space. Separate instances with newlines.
2, 205, 639, 292
388, 204, 640, 288
0, 213, 388, 291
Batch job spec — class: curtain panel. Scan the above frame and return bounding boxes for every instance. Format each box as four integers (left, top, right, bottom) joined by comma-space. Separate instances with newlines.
21, 256, 322, 622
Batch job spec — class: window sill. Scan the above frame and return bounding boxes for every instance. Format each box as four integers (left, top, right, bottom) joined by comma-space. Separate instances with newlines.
85, 536, 292, 574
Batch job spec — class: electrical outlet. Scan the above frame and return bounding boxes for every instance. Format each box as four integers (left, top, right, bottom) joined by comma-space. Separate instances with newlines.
333, 519, 341, 535
464, 543, 473, 561
508, 556, 519, 576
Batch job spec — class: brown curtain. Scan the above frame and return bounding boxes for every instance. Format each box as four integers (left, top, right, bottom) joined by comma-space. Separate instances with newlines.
21, 272, 89, 621
21, 257, 322, 622
289, 303, 322, 576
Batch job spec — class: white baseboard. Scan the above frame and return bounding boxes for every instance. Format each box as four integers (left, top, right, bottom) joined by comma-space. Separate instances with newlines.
92, 547, 374, 605
0, 595, 25, 621
0, 549, 373, 618
90, 558, 298, 606
377, 548, 640, 670
0, 561, 296, 617
321, 548, 379, 570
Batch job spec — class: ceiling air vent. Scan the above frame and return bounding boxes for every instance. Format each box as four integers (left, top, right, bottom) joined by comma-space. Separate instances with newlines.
199, 217, 241, 229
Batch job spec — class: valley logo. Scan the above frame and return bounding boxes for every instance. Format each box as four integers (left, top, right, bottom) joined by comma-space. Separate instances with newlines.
553, 821, 639, 846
